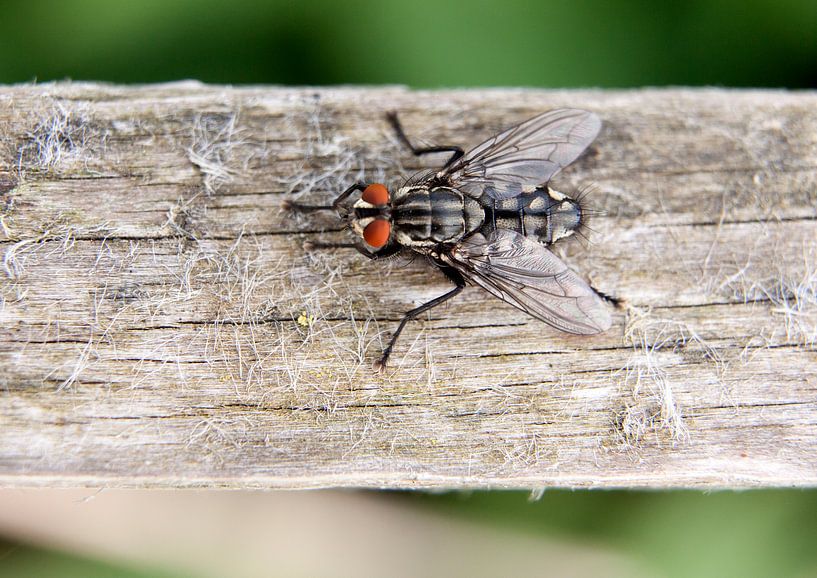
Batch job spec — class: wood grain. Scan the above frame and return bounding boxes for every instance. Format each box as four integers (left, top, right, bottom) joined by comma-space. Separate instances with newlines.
1, 82, 815, 488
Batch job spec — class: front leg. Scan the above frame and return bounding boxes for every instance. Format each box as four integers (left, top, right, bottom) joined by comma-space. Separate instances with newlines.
284, 182, 367, 213
302, 240, 358, 251
302, 239, 401, 260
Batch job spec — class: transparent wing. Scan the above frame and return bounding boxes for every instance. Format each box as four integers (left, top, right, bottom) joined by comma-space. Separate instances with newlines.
442, 109, 601, 200
444, 229, 611, 334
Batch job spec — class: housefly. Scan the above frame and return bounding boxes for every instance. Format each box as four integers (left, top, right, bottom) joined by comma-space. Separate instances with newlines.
286, 109, 612, 370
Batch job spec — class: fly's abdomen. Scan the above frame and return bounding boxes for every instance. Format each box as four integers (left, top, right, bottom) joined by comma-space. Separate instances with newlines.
481, 187, 582, 245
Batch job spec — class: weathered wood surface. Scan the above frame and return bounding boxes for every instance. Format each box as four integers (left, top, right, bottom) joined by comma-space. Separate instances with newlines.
0, 82, 815, 489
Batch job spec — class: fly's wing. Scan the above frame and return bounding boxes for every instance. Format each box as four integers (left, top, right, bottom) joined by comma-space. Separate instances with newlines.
444, 229, 611, 334
442, 109, 601, 200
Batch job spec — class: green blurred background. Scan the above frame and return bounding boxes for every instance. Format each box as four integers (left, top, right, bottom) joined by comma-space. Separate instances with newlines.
1, 0, 815, 577
0, 0, 815, 88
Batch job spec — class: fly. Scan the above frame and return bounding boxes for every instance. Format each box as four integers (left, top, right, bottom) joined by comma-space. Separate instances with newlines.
286, 109, 613, 371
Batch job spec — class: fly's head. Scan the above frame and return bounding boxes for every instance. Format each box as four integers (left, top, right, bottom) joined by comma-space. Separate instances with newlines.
342, 183, 395, 255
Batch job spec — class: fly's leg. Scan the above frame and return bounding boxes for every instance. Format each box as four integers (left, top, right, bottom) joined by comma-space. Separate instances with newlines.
302, 241, 401, 260
284, 182, 367, 213
592, 286, 622, 308
302, 241, 358, 251
386, 112, 464, 169
283, 201, 333, 213
375, 266, 465, 372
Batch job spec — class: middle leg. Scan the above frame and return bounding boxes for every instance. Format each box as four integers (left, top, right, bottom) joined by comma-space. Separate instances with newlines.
386, 112, 464, 169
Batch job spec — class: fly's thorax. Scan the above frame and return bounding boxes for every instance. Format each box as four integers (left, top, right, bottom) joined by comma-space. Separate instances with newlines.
391, 185, 484, 247
390, 185, 431, 246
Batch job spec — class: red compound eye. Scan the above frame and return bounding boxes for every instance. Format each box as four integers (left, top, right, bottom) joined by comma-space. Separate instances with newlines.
362, 183, 389, 206
363, 218, 391, 248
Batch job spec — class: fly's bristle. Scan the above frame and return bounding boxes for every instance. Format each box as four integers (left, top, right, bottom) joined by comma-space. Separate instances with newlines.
366, 243, 410, 262
380, 248, 412, 265
405, 169, 437, 186
575, 183, 605, 216
571, 183, 604, 247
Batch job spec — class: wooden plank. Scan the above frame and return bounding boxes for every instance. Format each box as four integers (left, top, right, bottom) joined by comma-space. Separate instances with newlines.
0, 82, 815, 488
